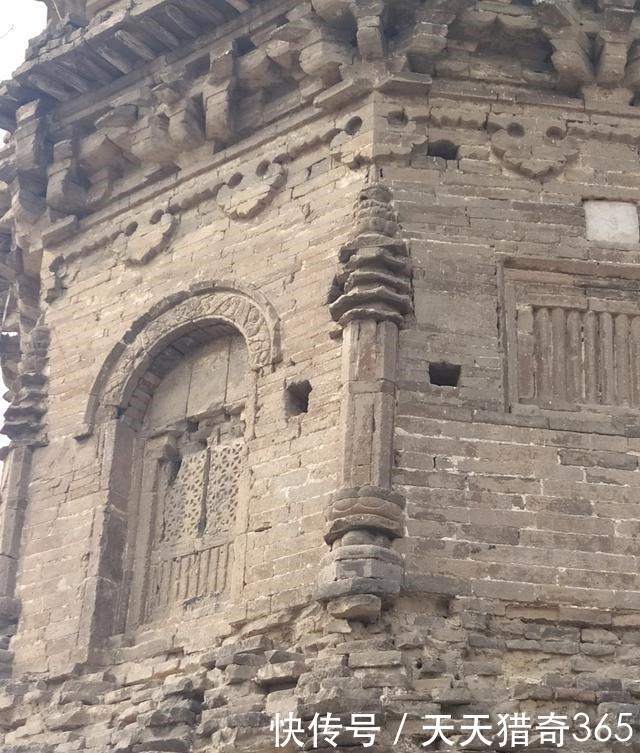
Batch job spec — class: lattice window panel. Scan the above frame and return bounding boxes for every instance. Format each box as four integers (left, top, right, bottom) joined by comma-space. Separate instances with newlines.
145, 433, 243, 620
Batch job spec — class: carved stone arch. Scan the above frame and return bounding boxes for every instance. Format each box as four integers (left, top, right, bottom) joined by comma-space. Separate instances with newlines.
77, 281, 281, 651
77, 280, 281, 438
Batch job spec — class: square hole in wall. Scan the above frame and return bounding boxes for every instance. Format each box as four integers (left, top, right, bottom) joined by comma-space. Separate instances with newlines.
286, 380, 312, 416
428, 362, 461, 387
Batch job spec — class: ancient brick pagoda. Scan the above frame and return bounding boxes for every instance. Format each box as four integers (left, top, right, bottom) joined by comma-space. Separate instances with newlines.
1, 0, 640, 749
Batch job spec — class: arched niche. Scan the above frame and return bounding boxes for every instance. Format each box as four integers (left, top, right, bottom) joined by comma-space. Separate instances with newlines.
77, 283, 281, 648
78, 281, 281, 439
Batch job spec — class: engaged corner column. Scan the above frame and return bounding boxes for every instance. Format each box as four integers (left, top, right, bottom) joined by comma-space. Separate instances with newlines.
318, 180, 412, 622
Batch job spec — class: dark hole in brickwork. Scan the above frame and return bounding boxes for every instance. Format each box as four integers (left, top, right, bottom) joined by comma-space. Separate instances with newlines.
256, 160, 270, 177
429, 362, 461, 387
0, 231, 11, 254
388, 110, 409, 128
507, 122, 525, 138
385, 19, 401, 40
545, 126, 566, 143
345, 117, 363, 136
427, 140, 459, 160
186, 54, 210, 80
235, 35, 256, 56
585, 33, 599, 65
286, 380, 312, 415
327, 276, 342, 304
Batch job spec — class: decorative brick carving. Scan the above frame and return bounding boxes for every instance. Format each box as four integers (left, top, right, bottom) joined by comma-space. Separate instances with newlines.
2, 321, 50, 441
325, 486, 406, 542
143, 423, 244, 623
158, 439, 243, 547
503, 258, 640, 413
115, 209, 180, 267
490, 115, 579, 179
206, 441, 244, 534
204, 49, 237, 149
1, 101, 50, 255
79, 282, 281, 437
121, 331, 250, 630
160, 451, 209, 546
329, 182, 412, 326
535, 0, 596, 93
319, 175, 412, 618
145, 542, 232, 622
216, 160, 287, 220
7, 2, 640, 751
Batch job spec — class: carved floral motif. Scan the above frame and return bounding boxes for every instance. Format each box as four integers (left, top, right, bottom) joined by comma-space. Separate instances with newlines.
115, 210, 180, 266
490, 116, 579, 179
216, 161, 286, 220
80, 284, 281, 438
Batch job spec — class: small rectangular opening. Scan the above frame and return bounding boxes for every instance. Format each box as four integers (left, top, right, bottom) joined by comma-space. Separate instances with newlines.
429, 362, 461, 388
286, 380, 312, 416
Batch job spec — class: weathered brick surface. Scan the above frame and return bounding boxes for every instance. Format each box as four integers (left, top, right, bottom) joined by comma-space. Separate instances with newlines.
11, 132, 350, 669
1, 0, 640, 750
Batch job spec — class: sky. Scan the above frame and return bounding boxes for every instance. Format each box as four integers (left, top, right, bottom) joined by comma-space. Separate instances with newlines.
0, 4, 48, 83
0, 5, 48, 437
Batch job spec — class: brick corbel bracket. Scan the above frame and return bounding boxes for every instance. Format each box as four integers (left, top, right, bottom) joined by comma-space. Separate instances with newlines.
318, 172, 412, 622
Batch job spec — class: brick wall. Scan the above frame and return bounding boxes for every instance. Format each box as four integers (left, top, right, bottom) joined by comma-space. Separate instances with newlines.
11, 132, 356, 674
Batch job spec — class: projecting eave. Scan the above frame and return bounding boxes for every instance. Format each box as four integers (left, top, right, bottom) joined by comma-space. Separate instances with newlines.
0, 0, 266, 133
